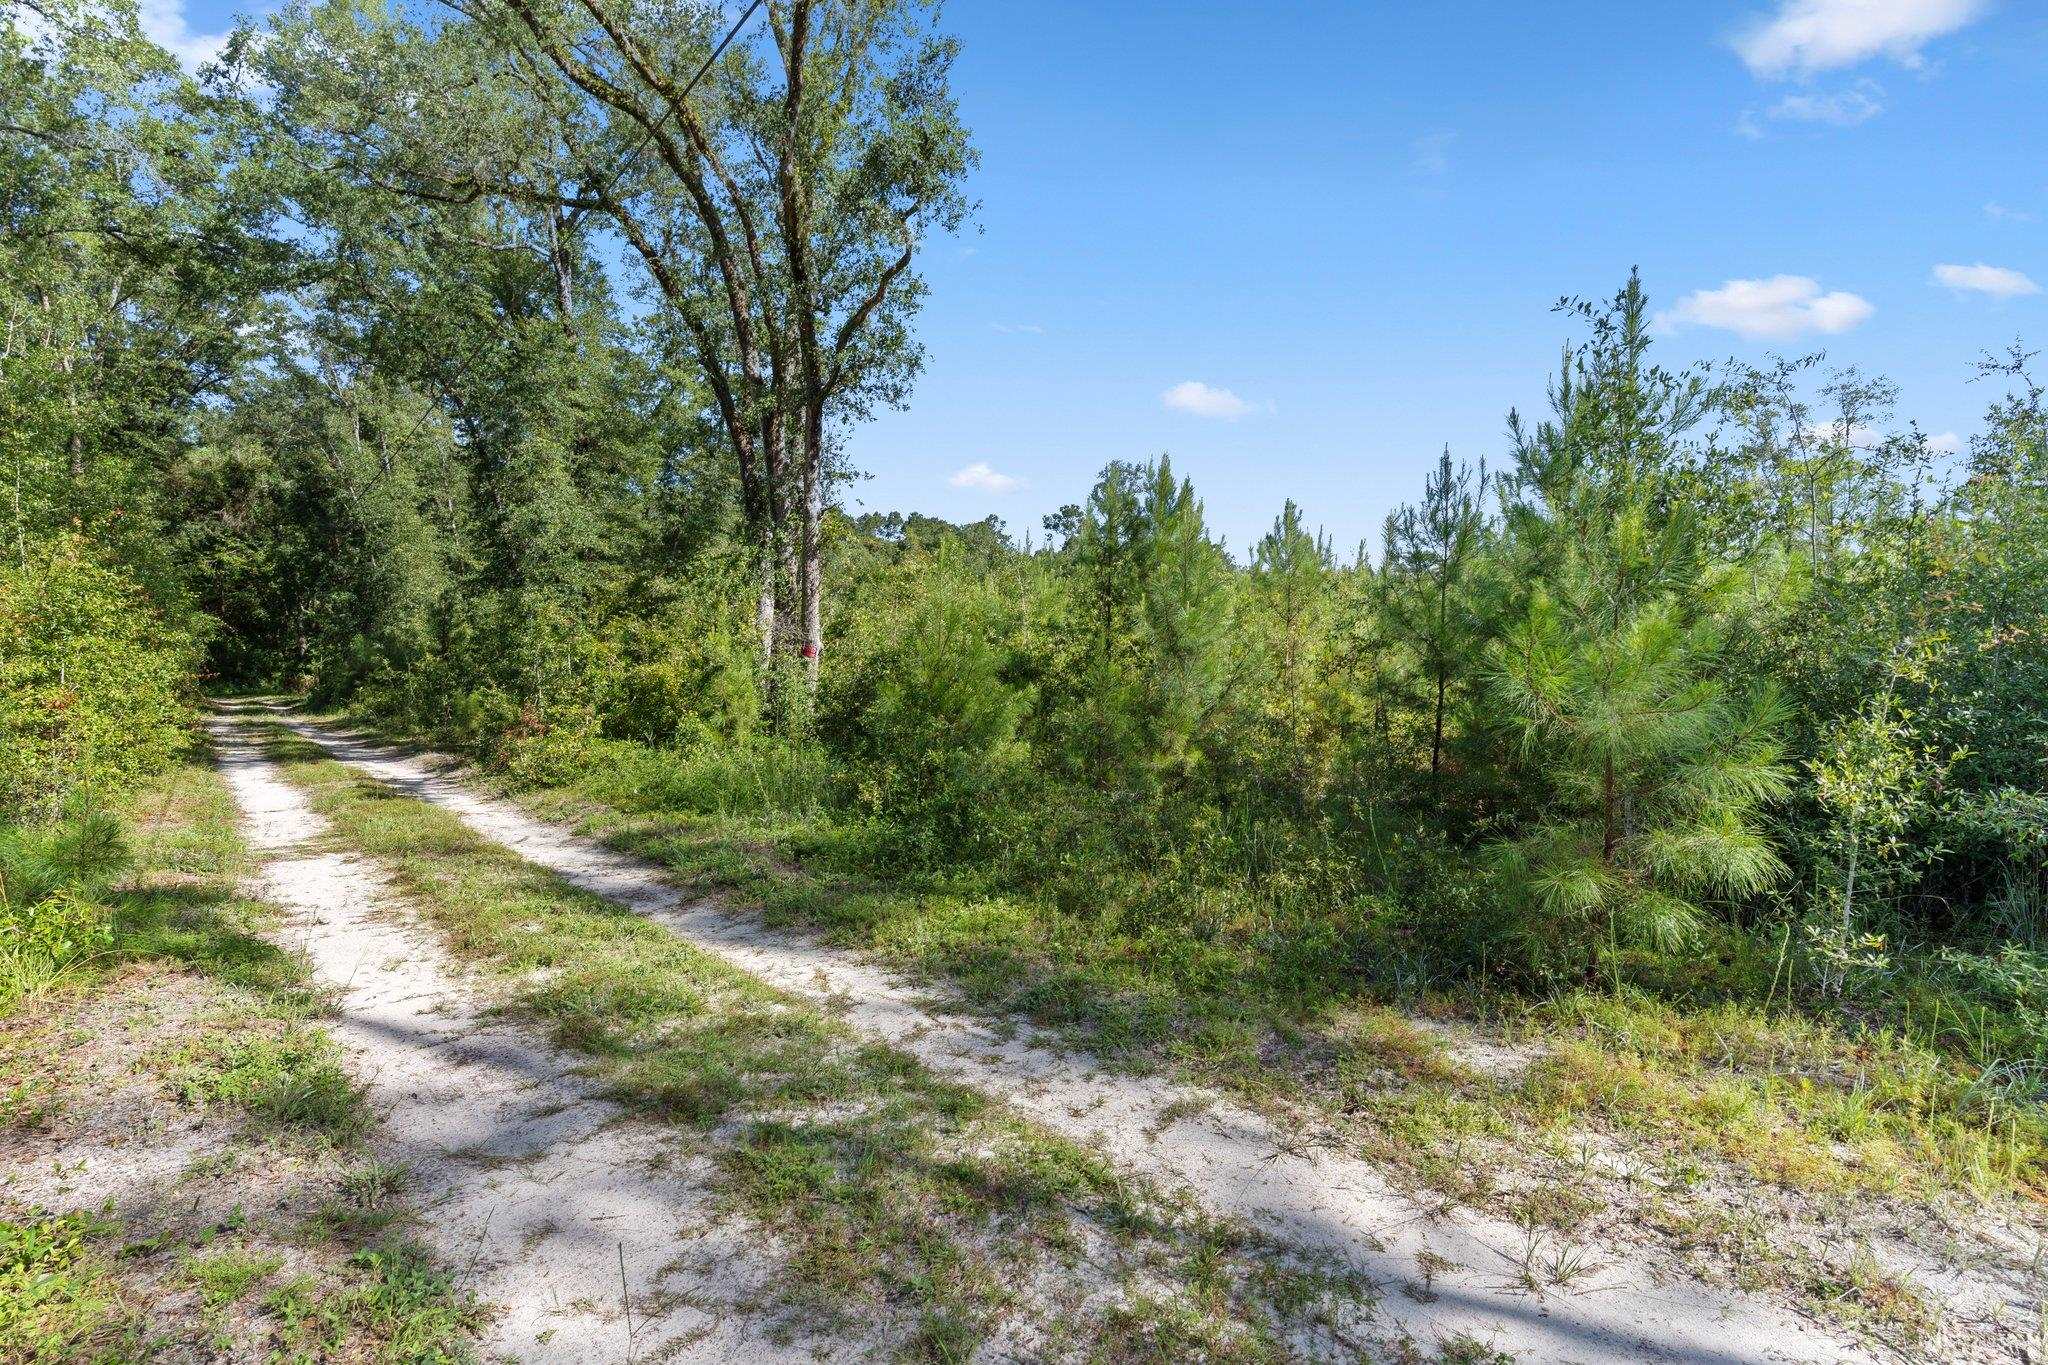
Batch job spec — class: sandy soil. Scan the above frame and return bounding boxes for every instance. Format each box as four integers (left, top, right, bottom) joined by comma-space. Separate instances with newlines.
235, 704, 1893, 1365
207, 712, 856, 1364
0, 969, 244, 1259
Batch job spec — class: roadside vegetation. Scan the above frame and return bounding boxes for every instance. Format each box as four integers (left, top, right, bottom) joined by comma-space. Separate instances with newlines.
370, 692, 2044, 1353
298, 295, 2048, 1240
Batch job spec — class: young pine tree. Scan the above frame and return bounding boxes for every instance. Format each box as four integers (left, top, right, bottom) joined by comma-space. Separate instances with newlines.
1247, 500, 1336, 803
1377, 447, 1493, 801
1488, 275, 1791, 974
1133, 459, 1240, 797
1059, 458, 1239, 809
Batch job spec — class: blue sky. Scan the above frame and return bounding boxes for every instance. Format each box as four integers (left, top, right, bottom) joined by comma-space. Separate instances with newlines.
163, 0, 2048, 556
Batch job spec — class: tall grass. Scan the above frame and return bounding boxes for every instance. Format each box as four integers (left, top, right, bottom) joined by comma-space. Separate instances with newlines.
553, 735, 831, 820
0, 809, 129, 1014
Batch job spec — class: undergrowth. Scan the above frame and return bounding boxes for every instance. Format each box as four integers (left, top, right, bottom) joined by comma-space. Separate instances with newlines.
455, 733, 2048, 1208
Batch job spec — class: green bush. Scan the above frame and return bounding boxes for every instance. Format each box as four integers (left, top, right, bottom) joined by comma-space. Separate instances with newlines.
601, 595, 764, 747
577, 735, 828, 820
0, 538, 199, 819
823, 544, 1036, 867
1938, 789, 2048, 944
0, 888, 112, 968
0, 1210, 120, 1358
1859, 944, 2048, 1078
0, 810, 128, 1010
493, 700, 607, 788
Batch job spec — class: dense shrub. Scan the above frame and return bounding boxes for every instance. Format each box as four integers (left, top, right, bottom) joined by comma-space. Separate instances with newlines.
568, 735, 830, 820
0, 538, 200, 819
0, 809, 128, 1011
823, 544, 1037, 866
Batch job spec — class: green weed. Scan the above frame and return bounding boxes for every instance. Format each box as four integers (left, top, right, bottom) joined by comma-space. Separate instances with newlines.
0, 1210, 133, 1361
184, 1246, 284, 1309
157, 1027, 367, 1141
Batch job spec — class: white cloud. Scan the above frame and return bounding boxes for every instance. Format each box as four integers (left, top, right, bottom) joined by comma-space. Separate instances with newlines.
1734, 0, 1987, 77
1161, 380, 1255, 420
1931, 262, 2041, 299
1806, 416, 1882, 448
1807, 422, 1965, 453
1410, 130, 1455, 179
1768, 80, 1884, 125
137, 0, 235, 69
1984, 202, 2036, 224
948, 462, 1023, 494
990, 323, 1045, 335
1657, 275, 1874, 340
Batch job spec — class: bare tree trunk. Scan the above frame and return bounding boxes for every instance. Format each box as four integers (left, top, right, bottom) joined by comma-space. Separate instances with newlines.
544, 210, 575, 327
797, 407, 824, 692
756, 552, 777, 672
756, 407, 791, 693
775, 0, 824, 700
799, 509, 822, 690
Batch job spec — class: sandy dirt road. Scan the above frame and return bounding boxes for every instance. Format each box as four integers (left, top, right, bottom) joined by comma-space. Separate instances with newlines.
231, 703, 1877, 1365
210, 710, 859, 1363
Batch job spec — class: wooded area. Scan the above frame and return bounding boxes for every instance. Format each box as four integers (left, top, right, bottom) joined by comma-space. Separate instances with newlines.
5, 1, 2047, 1357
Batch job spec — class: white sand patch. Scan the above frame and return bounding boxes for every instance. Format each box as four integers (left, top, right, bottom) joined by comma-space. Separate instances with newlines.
250, 706, 1882, 1364
208, 714, 853, 1364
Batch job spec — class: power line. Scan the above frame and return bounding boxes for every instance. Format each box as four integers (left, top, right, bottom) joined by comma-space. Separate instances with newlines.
681, 0, 765, 102
584, 0, 763, 200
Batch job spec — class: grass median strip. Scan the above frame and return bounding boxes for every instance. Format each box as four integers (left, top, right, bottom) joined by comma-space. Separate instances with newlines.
262, 725, 1379, 1362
